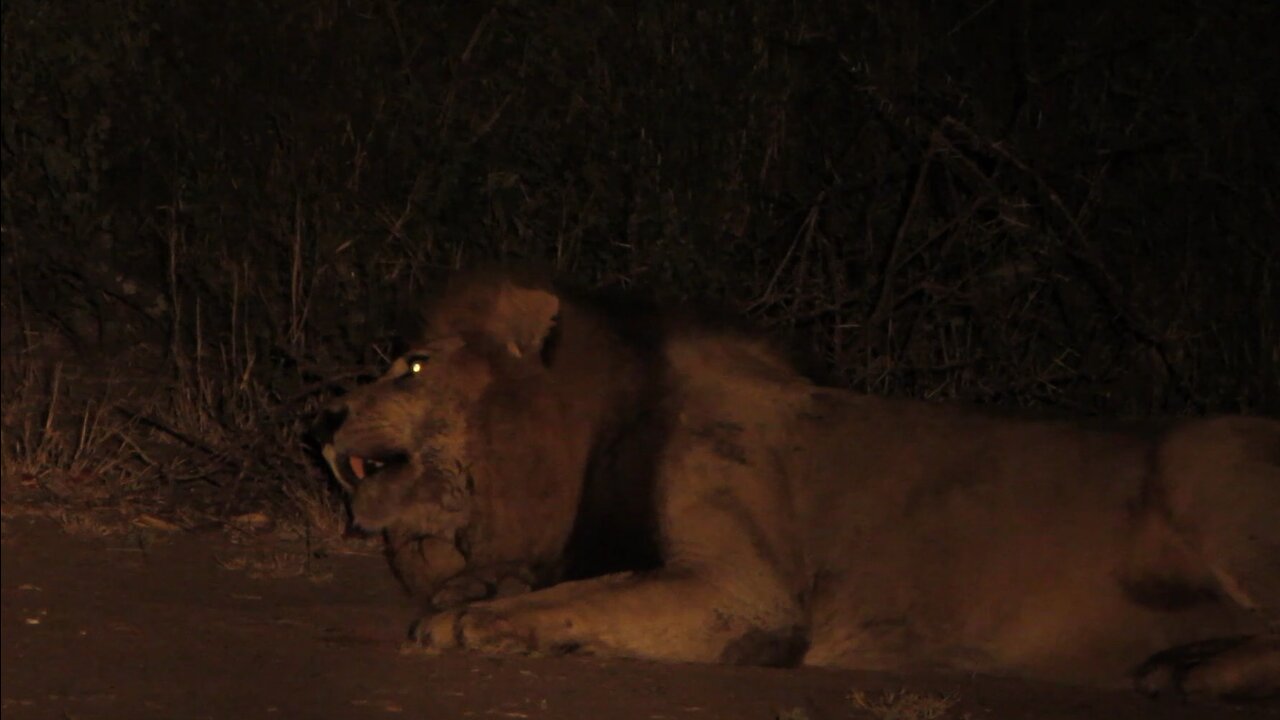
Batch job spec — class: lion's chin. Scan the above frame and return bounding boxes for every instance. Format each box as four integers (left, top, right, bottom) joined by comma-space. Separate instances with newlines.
344, 478, 417, 533
348, 491, 406, 533
348, 479, 473, 539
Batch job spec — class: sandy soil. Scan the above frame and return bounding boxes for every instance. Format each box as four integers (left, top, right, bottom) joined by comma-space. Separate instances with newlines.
1, 517, 1271, 720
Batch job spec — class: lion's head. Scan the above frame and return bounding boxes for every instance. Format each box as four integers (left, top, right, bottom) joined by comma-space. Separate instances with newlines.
313, 271, 652, 594
317, 334, 483, 534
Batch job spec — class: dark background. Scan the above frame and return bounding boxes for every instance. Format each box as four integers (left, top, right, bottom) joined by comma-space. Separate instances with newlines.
2, 0, 1277, 517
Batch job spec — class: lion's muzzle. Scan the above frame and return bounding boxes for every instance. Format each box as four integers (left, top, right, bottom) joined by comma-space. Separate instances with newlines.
313, 401, 412, 495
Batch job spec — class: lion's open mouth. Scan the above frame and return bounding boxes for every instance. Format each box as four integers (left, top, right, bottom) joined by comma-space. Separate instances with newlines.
323, 443, 410, 491
346, 451, 410, 482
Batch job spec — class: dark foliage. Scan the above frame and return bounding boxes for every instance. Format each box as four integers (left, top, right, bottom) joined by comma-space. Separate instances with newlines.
2, 0, 1276, 518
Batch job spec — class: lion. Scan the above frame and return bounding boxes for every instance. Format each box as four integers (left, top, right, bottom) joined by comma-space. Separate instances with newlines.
314, 269, 1279, 701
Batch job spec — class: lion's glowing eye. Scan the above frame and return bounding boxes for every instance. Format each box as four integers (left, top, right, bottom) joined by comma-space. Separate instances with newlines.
403, 353, 430, 377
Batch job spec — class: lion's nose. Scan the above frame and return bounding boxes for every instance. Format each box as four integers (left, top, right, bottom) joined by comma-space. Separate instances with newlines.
311, 404, 348, 444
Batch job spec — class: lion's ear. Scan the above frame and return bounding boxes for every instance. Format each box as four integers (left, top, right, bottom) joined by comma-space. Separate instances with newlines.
488, 284, 560, 359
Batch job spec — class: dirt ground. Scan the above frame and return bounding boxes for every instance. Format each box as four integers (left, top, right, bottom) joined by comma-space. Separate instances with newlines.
1, 517, 1272, 720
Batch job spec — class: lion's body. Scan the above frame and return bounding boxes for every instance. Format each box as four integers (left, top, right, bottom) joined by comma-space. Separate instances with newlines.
317, 271, 1280, 699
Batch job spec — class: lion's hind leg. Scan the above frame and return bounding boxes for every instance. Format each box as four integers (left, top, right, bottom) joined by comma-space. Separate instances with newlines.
1142, 417, 1280, 700
1134, 634, 1279, 701
1160, 417, 1280, 614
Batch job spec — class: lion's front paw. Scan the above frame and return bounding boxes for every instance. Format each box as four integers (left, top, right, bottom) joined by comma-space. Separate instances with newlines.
409, 607, 537, 656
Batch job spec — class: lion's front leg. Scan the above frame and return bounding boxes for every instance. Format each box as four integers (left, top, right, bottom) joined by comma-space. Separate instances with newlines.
411, 570, 808, 666
385, 532, 539, 611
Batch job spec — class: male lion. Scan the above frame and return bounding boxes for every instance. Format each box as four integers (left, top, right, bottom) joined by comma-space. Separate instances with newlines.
315, 269, 1279, 700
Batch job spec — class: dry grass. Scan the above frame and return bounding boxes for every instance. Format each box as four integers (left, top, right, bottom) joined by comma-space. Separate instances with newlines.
0, 305, 349, 543
278, 479, 368, 551
214, 548, 335, 583
2, 360, 143, 497
1, 349, 159, 534
849, 688, 959, 720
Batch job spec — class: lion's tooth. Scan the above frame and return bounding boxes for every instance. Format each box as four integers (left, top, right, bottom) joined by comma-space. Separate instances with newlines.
350, 455, 366, 480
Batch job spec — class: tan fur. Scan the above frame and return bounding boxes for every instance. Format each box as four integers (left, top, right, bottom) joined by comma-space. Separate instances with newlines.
316, 271, 1280, 700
